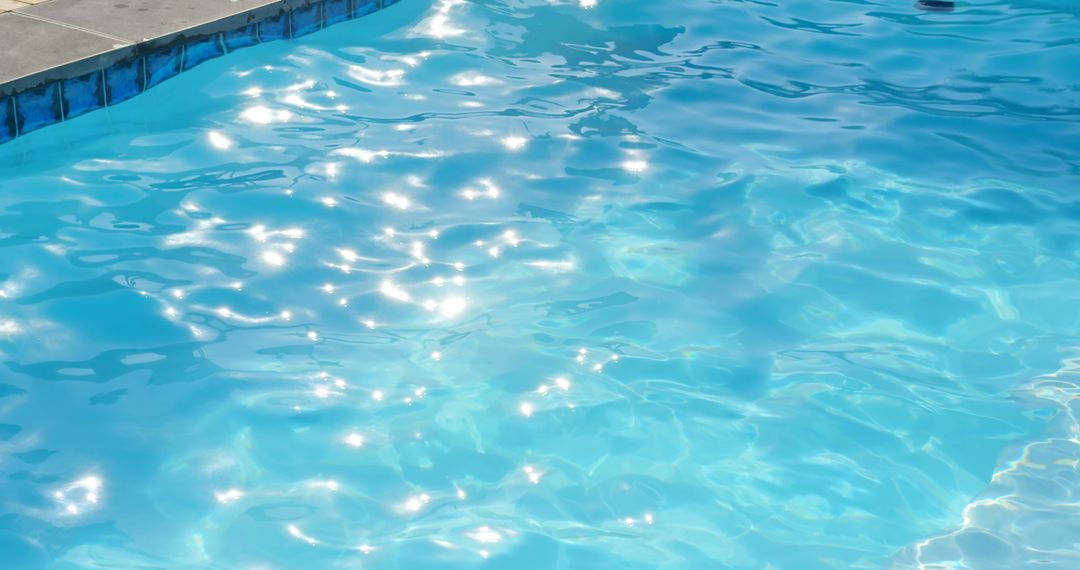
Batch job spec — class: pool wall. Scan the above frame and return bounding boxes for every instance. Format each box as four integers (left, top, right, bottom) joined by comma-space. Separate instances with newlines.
0, 0, 402, 145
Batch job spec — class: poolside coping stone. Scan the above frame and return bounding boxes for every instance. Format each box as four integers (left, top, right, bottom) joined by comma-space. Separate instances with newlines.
0, 0, 402, 143
0, 13, 133, 96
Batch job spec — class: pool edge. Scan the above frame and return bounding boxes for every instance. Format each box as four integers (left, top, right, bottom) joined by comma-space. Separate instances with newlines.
0, 0, 404, 146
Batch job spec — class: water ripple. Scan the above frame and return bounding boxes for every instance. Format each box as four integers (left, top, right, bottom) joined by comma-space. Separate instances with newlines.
0, 0, 1079, 568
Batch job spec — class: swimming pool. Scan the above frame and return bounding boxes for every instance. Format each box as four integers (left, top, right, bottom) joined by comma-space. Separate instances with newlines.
1, 0, 1079, 567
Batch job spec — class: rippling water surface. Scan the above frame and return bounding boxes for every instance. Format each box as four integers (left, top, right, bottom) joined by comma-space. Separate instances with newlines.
2, 0, 1080, 568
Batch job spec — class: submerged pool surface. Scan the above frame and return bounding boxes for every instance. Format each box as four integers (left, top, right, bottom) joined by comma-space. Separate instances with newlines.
2, 0, 1080, 568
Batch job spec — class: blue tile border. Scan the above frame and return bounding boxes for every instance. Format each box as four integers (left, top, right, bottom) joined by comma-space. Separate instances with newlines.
184, 35, 226, 71
355, 0, 378, 18
0, 0, 404, 146
259, 12, 290, 42
61, 71, 105, 120
146, 44, 184, 89
15, 83, 63, 135
224, 24, 260, 52
325, 0, 350, 26
103, 57, 145, 106
0, 97, 15, 143
291, 3, 323, 37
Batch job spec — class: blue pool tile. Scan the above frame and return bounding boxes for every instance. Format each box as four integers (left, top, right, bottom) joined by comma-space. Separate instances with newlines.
0, 98, 14, 142
14, 83, 62, 135
184, 35, 225, 70
324, 0, 351, 25
260, 12, 289, 41
61, 71, 105, 120
354, 0, 377, 17
291, 3, 322, 37
146, 45, 184, 89
224, 24, 259, 51
104, 58, 144, 105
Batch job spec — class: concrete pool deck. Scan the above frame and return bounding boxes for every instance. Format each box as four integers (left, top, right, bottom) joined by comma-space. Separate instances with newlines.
0, 0, 49, 14
1, 0, 316, 97
0, 0, 397, 142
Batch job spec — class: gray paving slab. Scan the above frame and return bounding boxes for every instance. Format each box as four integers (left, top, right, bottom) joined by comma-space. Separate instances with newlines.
0, 0, 403, 141
19, 0, 281, 43
0, 1, 25, 14
0, 0, 47, 11
0, 12, 129, 88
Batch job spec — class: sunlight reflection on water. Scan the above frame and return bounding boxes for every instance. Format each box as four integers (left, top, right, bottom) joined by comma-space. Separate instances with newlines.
1, 0, 1080, 568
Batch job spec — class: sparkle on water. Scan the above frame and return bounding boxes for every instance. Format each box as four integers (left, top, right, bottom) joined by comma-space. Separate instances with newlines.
1, 0, 1079, 568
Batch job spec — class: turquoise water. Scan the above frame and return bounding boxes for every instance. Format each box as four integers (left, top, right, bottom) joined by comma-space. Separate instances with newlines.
2, 0, 1080, 567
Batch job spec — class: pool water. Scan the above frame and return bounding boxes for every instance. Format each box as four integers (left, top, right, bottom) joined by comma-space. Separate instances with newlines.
2, 0, 1080, 568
